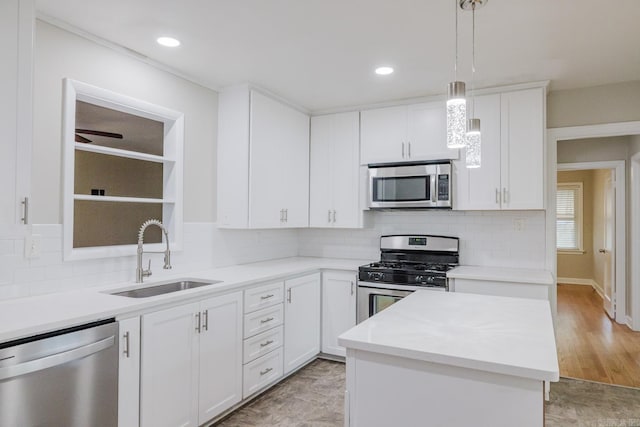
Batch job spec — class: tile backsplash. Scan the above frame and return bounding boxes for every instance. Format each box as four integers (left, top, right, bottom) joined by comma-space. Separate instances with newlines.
0, 210, 547, 301
298, 210, 547, 268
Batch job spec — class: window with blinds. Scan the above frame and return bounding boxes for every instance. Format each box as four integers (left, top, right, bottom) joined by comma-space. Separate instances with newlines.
557, 183, 583, 251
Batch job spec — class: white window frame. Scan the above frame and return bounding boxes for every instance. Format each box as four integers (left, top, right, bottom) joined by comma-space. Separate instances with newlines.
556, 182, 584, 254
62, 79, 184, 261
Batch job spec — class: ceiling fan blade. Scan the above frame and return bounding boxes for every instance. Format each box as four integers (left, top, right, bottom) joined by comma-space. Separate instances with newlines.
75, 134, 92, 143
75, 128, 124, 139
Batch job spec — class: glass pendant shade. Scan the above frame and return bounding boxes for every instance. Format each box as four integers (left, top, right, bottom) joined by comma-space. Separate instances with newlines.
465, 118, 481, 168
446, 81, 467, 149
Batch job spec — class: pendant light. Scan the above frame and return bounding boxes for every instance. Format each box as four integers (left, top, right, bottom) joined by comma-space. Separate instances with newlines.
462, 0, 486, 168
446, 0, 466, 149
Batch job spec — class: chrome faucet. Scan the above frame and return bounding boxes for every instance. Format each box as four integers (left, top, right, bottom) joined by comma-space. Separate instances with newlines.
136, 219, 172, 283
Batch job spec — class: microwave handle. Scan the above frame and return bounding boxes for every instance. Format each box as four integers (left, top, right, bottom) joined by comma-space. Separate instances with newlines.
430, 174, 437, 203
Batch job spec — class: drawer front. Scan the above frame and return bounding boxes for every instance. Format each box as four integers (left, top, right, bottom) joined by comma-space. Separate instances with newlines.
244, 304, 284, 338
243, 347, 283, 399
244, 281, 285, 313
243, 326, 284, 364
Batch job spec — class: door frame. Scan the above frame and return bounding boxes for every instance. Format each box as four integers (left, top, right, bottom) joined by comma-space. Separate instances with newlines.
556, 161, 625, 323
547, 121, 640, 328
632, 152, 640, 330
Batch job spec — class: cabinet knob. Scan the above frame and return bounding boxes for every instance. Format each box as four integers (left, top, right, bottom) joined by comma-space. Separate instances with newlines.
599, 249, 606, 254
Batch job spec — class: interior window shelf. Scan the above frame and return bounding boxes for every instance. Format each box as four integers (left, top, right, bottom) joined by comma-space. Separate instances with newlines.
74, 143, 175, 164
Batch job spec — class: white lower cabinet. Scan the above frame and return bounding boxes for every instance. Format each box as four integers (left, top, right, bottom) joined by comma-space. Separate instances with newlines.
140, 292, 243, 427
243, 347, 284, 397
284, 273, 321, 374
118, 316, 140, 427
321, 271, 357, 357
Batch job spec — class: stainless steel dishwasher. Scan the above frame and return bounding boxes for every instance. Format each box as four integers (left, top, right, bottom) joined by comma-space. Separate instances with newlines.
0, 319, 119, 427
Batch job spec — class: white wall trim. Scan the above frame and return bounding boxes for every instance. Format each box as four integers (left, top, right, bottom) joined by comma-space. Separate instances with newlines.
548, 122, 640, 329
631, 152, 640, 330
627, 315, 634, 330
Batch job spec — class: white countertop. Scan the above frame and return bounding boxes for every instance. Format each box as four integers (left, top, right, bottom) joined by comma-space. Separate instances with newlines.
0, 257, 368, 343
338, 290, 559, 382
447, 265, 554, 285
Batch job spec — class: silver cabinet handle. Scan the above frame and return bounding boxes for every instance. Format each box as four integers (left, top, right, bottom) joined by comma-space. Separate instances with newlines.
0, 336, 114, 381
350, 281, 354, 296
407, 142, 411, 158
260, 317, 274, 324
123, 331, 131, 358
260, 367, 273, 376
203, 309, 209, 332
280, 209, 284, 223
328, 210, 332, 223
195, 312, 201, 333
287, 288, 292, 303
285, 209, 288, 222
260, 294, 274, 300
260, 340, 274, 348
332, 210, 336, 223
402, 142, 405, 158
21, 197, 29, 224
495, 188, 500, 204
503, 188, 508, 204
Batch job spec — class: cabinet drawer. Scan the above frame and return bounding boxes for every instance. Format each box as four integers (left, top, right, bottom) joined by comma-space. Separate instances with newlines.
244, 281, 285, 313
243, 326, 283, 364
243, 347, 283, 399
244, 304, 284, 338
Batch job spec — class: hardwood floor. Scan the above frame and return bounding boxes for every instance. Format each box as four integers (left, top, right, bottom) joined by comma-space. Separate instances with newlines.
557, 284, 640, 387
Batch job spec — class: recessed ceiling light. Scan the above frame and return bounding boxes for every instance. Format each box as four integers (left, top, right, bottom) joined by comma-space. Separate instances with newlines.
157, 36, 181, 47
375, 66, 394, 75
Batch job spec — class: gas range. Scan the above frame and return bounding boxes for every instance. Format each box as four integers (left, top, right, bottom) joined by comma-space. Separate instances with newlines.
358, 235, 460, 290
356, 235, 460, 322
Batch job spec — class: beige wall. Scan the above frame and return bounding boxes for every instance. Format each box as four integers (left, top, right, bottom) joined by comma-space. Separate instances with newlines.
33, 20, 218, 223
557, 170, 594, 281
548, 81, 640, 128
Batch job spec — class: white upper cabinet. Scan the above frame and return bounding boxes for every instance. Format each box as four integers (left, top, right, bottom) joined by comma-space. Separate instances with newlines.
217, 86, 310, 229
360, 101, 457, 165
455, 86, 546, 210
0, 0, 33, 224
500, 88, 545, 210
309, 112, 363, 228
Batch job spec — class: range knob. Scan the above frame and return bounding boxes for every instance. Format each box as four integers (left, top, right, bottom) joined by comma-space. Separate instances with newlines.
427, 276, 435, 283
415, 275, 424, 283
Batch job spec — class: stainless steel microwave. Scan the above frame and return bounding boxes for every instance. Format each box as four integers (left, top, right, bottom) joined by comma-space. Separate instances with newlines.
368, 161, 452, 209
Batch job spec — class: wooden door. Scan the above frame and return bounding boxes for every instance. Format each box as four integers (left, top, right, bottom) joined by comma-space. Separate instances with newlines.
603, 171, 616, 319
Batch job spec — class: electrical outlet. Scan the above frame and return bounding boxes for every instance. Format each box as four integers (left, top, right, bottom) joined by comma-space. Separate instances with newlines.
25, 234, 42, 259
513, 218, 526, 232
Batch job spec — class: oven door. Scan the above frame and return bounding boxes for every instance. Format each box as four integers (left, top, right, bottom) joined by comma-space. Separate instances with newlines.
357, 283, 414, 323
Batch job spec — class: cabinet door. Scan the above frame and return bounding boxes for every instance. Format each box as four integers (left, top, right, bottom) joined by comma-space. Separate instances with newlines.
407, 101, 457, 161
501, 88, 545, 210
455, 94, 502, 210
279, 105, 310, 227
321, 271, 357, 357
284, 273, 321, 374
198, 292, 243, 424
118, 316, 140, 427
309, 115, 333, 227
331, 112, 361, 228
0, 0, 32, 224
141, 302, 200, 427
360, 106, 406, 164
249, 90, 288, 228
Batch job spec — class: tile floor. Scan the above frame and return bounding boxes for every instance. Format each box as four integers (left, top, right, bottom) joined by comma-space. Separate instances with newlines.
214, 359, 640, 427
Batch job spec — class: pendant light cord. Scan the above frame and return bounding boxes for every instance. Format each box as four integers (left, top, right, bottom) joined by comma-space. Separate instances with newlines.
471, 2, 476, 116
455, 0, 459, 81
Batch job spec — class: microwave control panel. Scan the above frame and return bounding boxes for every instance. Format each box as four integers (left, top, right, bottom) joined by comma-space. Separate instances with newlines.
437, 174, 450, 201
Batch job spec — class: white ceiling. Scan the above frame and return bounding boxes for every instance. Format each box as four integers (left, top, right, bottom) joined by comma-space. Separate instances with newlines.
36, 0, 640, 112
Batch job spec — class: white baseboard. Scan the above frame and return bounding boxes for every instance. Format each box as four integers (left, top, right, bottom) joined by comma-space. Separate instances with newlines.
557, 277, 604, 298
626, 315, 635, 331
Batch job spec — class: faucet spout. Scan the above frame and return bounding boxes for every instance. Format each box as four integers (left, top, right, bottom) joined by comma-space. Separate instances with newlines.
136, 219, 172, 283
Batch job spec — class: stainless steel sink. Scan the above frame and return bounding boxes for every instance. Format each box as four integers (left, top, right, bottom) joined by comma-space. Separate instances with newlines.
111, 280, 222, 298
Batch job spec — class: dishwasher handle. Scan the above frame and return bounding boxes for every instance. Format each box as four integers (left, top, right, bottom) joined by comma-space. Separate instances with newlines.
0, 335, 115, 381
